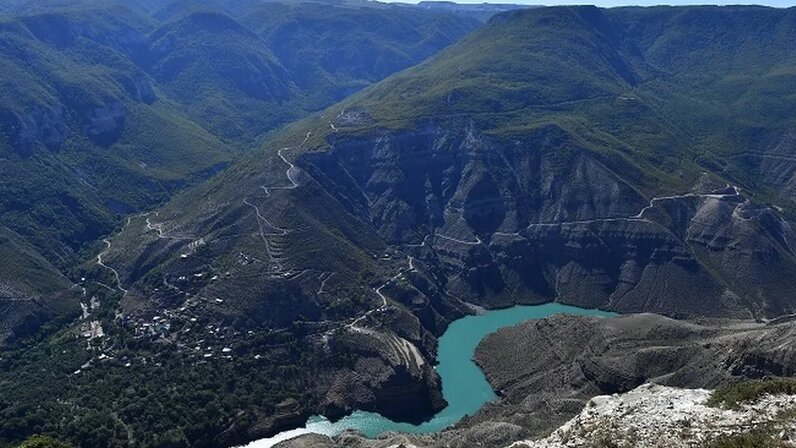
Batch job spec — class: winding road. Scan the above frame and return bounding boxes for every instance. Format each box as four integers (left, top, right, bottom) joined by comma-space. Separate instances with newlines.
97, 239, 128, 296
489, 186, 744, 236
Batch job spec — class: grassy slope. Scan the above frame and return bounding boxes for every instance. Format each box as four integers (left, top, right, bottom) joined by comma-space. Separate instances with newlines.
270, 6, 796, 207
0, 7, 236, 258
0, 6, 237, 324
0, 1, 477, 332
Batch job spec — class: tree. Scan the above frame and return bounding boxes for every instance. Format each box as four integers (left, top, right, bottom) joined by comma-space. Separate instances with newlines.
17, 435, 72, 448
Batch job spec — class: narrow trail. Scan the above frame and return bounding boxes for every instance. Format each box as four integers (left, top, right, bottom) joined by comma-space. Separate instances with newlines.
244, 198, 285, 273
346, 253, 417, 333
317, 272, 335, 295
259, 132, 310, 197
347, 275, 393, 332
97, 239, 128, 296
490, 186, 743, 237
730, 152, 796, 163
243, 132, 312, 275
435, 233, 483, 245
144, 214, 179, 240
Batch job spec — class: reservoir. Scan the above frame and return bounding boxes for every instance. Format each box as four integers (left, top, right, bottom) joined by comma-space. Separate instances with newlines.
244, 303, 617, 447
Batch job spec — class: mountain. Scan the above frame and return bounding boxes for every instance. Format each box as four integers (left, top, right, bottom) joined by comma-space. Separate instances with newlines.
146, 0, 480, 141
0, 0, 479, 345
4, 4, 796, 448
109, 4, 796, 330
0, 4, 238, 344
415, 1, 536, 22
143, 11, 298, 142
56, 4, 796, 447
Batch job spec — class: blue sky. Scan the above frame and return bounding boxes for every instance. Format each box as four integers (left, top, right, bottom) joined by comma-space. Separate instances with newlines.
394, 0, 794, 7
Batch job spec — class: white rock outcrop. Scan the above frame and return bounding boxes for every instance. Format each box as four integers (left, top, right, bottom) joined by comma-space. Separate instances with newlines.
510, 383, 796, 448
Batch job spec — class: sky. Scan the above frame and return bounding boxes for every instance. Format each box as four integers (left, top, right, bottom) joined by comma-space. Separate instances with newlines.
393, 0, 794, 7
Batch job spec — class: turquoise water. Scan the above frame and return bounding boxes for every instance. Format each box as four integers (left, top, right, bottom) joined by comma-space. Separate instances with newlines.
244, 303, 616, 447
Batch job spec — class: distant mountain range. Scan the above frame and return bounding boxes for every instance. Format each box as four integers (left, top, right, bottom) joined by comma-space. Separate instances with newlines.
415, 1, 537, 21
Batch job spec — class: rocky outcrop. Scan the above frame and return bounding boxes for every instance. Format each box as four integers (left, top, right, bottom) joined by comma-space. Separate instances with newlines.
306, 124, 649, 244
9, 105, 69, 154
512, 383, 796, 448
279, 314, 796, 448
468, 314, 796, 441
84, 99, 125, 145
319, 330, 445, 424
300, 123, 796, 318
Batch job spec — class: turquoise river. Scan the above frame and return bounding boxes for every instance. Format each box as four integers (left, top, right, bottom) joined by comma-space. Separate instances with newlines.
243, 303, 617, 447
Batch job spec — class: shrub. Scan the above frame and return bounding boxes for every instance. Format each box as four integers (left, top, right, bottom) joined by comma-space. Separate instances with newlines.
707, 378, 796, 409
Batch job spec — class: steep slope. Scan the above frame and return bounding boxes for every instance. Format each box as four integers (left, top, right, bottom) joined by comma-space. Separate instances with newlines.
0, 6, 236, 341
0, 226, 79, 343
235, 1, 480, 105
289, 314, 796, 448
7, 4, 796, 448
86, 5, 796, 445
278, 5, 796, 316
146, 0, 480, 142
0, 1, 480, 345
144, 11, 298, 142
118, 5, 796, 324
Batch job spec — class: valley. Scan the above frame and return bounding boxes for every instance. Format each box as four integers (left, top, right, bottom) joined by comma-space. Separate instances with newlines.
245, 304, 617, 448
2, 3, 796, 448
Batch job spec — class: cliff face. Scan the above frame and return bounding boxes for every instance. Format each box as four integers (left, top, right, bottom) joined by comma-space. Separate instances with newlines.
83, 6, 796, 444
281, 314, 796, 448
91, 115, 796, 446
100, 120, 796, 437
298, 123, 796, 318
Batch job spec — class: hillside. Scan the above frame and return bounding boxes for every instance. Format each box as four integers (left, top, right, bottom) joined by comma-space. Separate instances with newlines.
4, 4, 796, 448
0, 0, 479, 345
63, 4, 796, 447
109, 5, 796, 329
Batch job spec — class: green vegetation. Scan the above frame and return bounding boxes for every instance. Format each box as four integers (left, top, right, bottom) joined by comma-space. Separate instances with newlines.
704, 429, 789, 448
5, 3, 796, 448
0, 285, 335, 448
0, 0, 479, 345
17, 435, 72, 448
279, 5, 796, 208
707, 378, 796, 410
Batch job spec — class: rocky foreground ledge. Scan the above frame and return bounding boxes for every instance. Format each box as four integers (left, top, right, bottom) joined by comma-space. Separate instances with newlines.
512, 383, 796, 448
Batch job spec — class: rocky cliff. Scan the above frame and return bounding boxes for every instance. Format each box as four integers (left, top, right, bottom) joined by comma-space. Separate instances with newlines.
280, 314, 796, 448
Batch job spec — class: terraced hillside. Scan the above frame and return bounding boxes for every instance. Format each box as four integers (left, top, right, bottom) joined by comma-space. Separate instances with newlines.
0, 0, 480, 344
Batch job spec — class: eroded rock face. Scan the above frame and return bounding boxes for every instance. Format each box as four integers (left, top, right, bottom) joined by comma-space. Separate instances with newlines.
304, 124, 648, 244
300, 124, 796, 318
84, 99, 125, 145
470, 314, 796, 441
10, 105, 69, 154
122, 74, 157, 104
281, 314, 796, 448
512, 383, 796, 448
319, 330, 444, 423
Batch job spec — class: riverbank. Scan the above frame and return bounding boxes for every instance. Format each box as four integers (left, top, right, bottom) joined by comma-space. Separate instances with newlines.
242, 304, 616, 447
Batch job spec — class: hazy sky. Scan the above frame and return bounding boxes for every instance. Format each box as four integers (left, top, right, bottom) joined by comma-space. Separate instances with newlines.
395, 0, 794, 7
